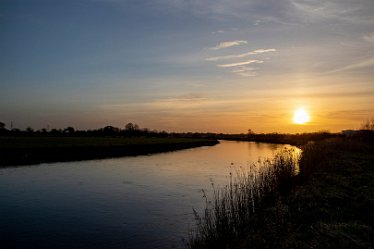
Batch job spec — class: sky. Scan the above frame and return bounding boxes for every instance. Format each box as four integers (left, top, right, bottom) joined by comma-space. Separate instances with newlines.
1, 0, 373, 133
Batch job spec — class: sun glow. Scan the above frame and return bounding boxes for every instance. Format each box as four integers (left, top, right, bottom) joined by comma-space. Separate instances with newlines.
293, 108, 310, 124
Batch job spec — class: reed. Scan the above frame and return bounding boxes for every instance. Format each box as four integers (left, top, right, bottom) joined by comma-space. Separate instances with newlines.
188, 148, 300, 249
188, 135, 374, 248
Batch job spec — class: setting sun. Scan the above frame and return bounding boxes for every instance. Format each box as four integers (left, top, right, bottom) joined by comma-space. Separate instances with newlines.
293, 108, 310, 125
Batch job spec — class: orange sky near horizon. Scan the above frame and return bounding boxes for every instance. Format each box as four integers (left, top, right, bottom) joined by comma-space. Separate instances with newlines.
1, 1, 373, 133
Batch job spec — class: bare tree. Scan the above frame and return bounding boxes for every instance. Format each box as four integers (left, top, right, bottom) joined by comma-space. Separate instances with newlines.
361, 118, 374, 130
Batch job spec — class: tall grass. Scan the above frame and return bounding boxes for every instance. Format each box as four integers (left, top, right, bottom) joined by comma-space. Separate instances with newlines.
187, 136, 373, 248
188, 149, 300, 249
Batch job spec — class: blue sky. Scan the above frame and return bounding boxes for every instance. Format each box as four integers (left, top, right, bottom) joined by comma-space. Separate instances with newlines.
1, 0, 374, 132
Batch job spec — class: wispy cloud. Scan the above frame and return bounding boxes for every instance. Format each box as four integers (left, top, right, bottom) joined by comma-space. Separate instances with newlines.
209, 48, 272, 77
212, 30, 225, 34
252, 49, 277, 54
210, 40, 247, 50
94, 0, 374, 25
290, 0, 374, 24
237, 72, 257, 77
206, 43, 276, 77
159, 93, 209, 103
206, 48, 276, 61
217, 60, 263, 68
363, 33, 374, 43
230, 66, 255, 73
325, 109, 374, 121
330, 56, 374, 73
230, 66, 258, 77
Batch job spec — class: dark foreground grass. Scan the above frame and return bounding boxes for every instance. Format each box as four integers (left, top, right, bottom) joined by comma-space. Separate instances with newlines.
188, 138, 374, 249
0, 136, 218, 166
188, 148, 300, 248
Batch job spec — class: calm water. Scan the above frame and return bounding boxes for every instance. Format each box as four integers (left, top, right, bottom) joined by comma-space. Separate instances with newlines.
0, 140, 298, 249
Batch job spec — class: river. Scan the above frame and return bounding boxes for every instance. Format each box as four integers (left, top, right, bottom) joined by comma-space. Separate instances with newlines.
0, 140, 299, 249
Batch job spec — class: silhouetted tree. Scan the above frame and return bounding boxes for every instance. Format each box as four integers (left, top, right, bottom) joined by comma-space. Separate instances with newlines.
125, 123, 139, 131
63, 126, 75, 134
361, 118, 374, 130
102, 126, 120, 136
247, 129, 255, 139
11, 128, 21, 134
159, 130, 168, 137
26, 126, 34, 133
124, 123, 140, 136
50, 129, 62, 136
141, 128, 150, 136
0, 121, 6, 135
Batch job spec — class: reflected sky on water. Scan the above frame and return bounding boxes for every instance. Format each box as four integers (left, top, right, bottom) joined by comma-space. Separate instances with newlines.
0, 140, 299, 249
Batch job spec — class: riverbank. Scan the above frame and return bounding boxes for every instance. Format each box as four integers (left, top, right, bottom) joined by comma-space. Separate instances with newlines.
220, 131, 340, 146
188, 137, 374, 248
0, 137, 219, 166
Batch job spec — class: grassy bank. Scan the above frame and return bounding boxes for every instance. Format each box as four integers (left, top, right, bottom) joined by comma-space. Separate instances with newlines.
188, 137, 374, 248
0, 136, 218, 166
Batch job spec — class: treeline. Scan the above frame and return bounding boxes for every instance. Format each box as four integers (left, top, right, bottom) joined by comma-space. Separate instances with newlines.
174, 130, 373, 146
173, 131, 340, 146
224, 131, 339, 146
0, 122, 169, 138
1, 121, 372, 145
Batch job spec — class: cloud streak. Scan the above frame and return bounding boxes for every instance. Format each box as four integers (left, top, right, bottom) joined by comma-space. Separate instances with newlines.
206, 48, 277, 61
230, 67, 255, 73
208, 48, 275, 77
229, 66, 257, 77
290, 0, 374, 24
212, 30, 225, 34
217, 59, 263, 68
330, 56, 374, 73
363, 33, 374, 43
210, 40, 247, 50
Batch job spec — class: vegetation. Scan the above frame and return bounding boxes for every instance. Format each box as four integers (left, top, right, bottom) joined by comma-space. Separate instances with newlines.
1, 120, 373, 246
0, 136, 218, 167
0, 122, 220, 166
188, 148, 300, 248
0, 121, 345, 168
170, 130, 342, 146
361, 118, 374, 130
0, 121, 342, 146
170, 131, 339, 146
188, 133, 374, 249
0, 122, 170, 138
0, 136, 213, 149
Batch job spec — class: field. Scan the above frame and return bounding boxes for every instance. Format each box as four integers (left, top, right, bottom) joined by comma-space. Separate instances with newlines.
0, 136, 218, 166
0, 136, 217, 149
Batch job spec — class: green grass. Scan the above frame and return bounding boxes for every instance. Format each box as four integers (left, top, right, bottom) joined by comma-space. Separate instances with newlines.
0, 136, 213, 149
